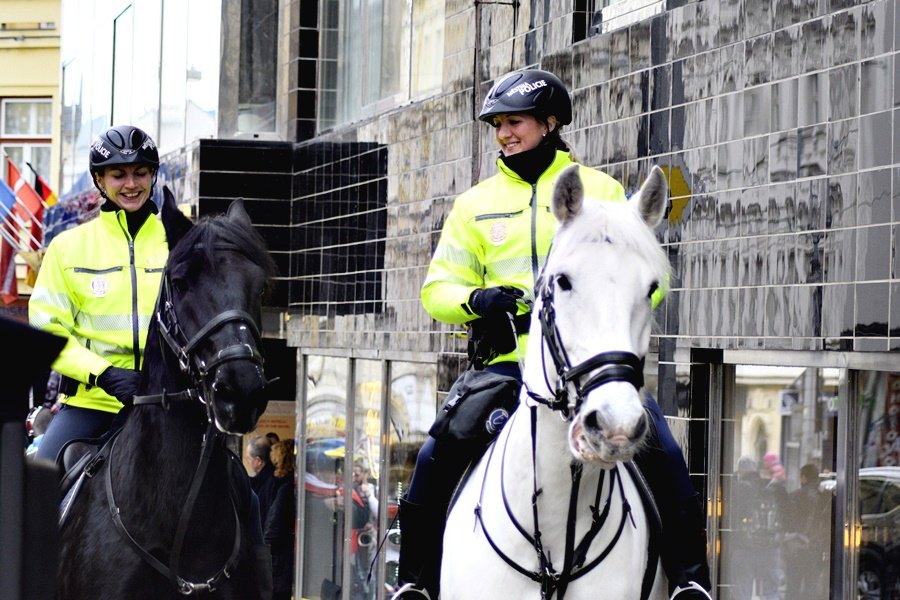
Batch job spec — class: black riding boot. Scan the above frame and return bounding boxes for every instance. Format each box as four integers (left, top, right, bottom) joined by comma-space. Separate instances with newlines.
633, 423, 712, 599
394, 497, 443, 599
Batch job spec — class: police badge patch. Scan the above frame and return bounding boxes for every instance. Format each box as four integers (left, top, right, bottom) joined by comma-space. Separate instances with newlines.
90, 276, 108, 297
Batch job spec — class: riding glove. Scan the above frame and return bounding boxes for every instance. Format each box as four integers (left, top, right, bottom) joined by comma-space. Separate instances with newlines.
468, 286, 523, 318
97, 366, 141, 405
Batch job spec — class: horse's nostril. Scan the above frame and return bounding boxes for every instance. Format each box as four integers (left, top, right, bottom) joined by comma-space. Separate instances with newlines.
633, 413, 648, 440
583, 411, 604, 436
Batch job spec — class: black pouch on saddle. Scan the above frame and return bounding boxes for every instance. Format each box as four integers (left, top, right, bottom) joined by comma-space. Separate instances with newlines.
429, 368, 521, 451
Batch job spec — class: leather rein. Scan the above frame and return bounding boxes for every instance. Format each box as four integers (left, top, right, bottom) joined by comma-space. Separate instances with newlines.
106, 246, 265, 595
471, 273, 656, 600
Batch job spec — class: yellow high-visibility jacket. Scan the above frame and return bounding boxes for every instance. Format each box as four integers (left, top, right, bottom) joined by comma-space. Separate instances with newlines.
421, 150, 627, 365
29, 207, 168, 413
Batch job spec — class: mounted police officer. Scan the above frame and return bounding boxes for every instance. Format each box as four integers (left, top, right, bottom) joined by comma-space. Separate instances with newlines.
393, 69, 712, 600
31, 125, 169, 464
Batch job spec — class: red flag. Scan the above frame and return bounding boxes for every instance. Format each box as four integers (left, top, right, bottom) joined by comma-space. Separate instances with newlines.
6, 157, 44, 247
0, 237, 17, 304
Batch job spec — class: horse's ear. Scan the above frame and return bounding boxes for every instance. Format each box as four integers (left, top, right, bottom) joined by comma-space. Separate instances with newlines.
552, 165, 584, 224
633, 166, 668, 228
227, 198, 253, 227
160, 185, 193, 250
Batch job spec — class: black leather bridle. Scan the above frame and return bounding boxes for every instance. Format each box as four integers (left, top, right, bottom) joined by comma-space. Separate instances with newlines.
106, 244, 268, 595
525, 274, 645, 420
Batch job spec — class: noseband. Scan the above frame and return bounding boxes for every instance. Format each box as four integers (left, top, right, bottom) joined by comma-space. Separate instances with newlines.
526, 275, 645, 419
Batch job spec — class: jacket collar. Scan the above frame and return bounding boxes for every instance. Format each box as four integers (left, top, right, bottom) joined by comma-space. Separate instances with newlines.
496, 149, 574, 184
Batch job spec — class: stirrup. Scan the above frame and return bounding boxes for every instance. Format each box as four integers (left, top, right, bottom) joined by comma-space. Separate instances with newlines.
670, 581, 712, 600
391, 582, 432, 600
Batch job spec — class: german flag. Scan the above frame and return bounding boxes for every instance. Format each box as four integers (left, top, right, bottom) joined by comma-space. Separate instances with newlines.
26, 162, 57, 207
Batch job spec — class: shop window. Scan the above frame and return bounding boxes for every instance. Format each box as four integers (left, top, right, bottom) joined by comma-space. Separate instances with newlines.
718, 365, 840, 599
349, 359, 383, 599
855, 370, 900, 599
302, 355, 348, 600
384, 361, 436, 595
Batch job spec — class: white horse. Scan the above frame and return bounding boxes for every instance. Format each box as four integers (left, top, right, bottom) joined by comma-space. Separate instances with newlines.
441, 166, 671, 600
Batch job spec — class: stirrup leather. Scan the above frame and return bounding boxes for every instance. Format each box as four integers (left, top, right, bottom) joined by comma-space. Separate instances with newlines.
391, 582, 432, 600
670, 580, 712, 600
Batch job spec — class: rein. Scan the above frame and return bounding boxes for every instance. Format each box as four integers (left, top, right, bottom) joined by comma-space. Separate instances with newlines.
473, 406, 634, 600
104, 244, 266, 595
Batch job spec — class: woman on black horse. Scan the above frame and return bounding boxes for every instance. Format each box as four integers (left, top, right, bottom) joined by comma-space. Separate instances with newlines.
393, 69, 712, 600
31, 124, 166, 463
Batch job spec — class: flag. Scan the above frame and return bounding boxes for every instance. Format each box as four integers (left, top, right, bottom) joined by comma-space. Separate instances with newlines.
0, 235, 17, 304
6, 156, 44, 248
0, 179, 18, 303
26, 162, 57, 207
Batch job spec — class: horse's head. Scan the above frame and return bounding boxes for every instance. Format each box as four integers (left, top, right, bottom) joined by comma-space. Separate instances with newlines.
156, 188, 275, 434
529, 165, 669, 467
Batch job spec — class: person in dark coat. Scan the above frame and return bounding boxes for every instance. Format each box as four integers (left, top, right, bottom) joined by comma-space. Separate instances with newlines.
265, 439, 296, 600
246, 435, 280, 525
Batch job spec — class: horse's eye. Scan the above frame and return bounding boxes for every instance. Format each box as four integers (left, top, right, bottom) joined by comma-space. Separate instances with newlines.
647, 281, 659, 299
171, 277, 188, 294
556, 274, 572, 291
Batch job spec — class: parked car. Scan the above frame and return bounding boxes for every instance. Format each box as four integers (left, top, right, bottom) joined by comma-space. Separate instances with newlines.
856, 467, 900, 599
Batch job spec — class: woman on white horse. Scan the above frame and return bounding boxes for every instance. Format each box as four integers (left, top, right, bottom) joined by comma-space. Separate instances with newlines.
393, 69, 711, 600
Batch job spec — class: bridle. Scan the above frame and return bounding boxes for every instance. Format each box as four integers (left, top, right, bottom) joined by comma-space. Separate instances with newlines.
471, 266, 659, 599
524, 273, 645, 420
105, 242, 267, 595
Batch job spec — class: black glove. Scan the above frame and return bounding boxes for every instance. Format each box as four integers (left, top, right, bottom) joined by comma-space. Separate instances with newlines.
468, 286, 524, 317
96, 366, 141, 405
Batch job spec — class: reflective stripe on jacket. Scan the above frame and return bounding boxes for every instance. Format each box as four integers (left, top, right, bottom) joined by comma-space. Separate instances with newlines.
421, 150, 627, 364
29, 208, 168, 413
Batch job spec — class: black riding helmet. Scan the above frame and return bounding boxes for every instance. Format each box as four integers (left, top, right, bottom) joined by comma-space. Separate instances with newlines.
89, 125, 159, 195
478, 69, 572, 126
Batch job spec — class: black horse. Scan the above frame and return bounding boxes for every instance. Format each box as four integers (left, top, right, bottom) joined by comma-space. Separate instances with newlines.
58, 189, 276, 599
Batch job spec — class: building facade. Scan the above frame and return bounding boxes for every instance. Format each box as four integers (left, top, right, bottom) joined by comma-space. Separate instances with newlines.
56, 1, 899, 599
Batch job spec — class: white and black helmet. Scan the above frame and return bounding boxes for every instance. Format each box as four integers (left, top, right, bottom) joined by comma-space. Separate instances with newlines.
478, 69, 572, 125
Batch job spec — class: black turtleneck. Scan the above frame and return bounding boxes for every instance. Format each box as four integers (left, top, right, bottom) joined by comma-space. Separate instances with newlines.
498, 132, 570, 184
101, 198, 158, 239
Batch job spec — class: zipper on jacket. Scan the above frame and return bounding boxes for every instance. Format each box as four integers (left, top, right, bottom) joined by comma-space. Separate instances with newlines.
529, 183, 539, 282
74, 266, 124, 274
474, 209, 525, 221
128, 239, 141, 370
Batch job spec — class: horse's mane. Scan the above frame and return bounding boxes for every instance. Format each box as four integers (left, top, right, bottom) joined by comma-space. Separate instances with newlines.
168, 213, 277, 295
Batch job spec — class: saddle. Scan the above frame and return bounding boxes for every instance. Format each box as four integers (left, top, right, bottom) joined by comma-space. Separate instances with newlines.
57, 431, 120, 528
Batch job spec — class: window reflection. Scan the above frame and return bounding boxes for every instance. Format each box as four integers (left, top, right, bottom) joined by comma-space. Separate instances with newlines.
303, 356, 348, 600
351, 360, 382, 600
856, 371, 900, 599
719, 366, 839, 600
385, 362, 436, 596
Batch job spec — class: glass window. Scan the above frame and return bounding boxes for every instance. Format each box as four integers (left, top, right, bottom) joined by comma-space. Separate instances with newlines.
159, 0, 188, 151
238, 0, 277, 132
384, 361, 437, 595
318, 0, 443, 130
0, 144, 51, 183
856, 370, 900, 600
1, 99, 52, 136
184, 0, 221, 142
303, 355, 348, 600
350, 359, 382, 599
718, 366, 840, 600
